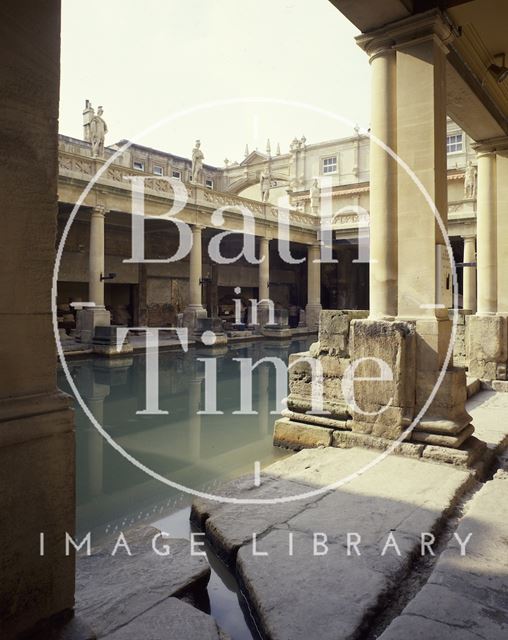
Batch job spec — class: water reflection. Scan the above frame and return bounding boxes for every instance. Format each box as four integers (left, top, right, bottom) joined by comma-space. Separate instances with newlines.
59, 337, 314, 539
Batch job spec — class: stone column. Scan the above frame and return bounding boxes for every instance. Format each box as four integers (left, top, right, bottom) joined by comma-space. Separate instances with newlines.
89, 205, 106, 306
497, 151, 508, 315
305, 243, 322, 330
367, 45, 398, 319
257, 236, 271, 326
259, 237, 270, 301
0, 1, 76, 636
77, 206, 111, 343
183, 225, 207, 332
476, 150, 497, 315
467, 146, 508, 381
462, 235, 477, 313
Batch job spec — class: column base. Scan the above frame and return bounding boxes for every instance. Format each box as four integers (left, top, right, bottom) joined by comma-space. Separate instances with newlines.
273, 314, 475, 454
0, 391, 75, 639
466, 314, 508, 381
182, 305, 207, 335
305, 304, 322, 331
76, 306, 111, 344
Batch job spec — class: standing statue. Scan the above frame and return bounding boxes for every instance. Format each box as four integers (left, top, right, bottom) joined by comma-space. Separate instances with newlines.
90, 106, 108, 158
260, 169, 271, 203
310, 178, 320, 213
464, 161, 477, 199
192, 140, 204, 183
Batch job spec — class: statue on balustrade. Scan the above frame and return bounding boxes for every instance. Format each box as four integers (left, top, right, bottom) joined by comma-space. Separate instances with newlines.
90, 105, 108, 158
260, 169, 272, 203
310, 178, 320, 214
464, 160, 477, 200
192, 139, 204, 183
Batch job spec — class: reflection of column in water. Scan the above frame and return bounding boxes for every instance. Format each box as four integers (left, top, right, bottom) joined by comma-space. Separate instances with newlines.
77, 365, 110, 498
188, 375, 203, 461
257, 362, 270, 435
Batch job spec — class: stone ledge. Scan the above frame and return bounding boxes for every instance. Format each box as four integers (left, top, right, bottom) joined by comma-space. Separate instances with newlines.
332, 430, 424, 458
411, 423, 474, 448
273, 417, 333, 450
421, 436, 489, 469
481, 379, 508, 392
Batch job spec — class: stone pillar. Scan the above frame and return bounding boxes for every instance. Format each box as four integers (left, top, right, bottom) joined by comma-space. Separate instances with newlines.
353, 14, 473, 448
259, 237, 270, 301
77, 205, 111, 343
462, 235, 477, 313
89, 205, 106, 306
0, 1, 76, 636
305, 243, 322, 330
257, 236, 271, 326
467, 146, 508, 381
476, 150, 497, 315
367, 45, 398, 319
183, 224, 207, 332
496, 151, 508, 315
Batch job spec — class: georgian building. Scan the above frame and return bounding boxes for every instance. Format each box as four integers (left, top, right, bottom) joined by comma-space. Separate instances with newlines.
56, 115, 478, 331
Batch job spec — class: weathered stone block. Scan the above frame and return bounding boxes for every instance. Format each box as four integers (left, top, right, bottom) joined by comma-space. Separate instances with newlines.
466, 314, 508, 380
415, 368, 468, 413
415, 317, 452, 372
332, 430, 423, 458
349, 404, 413, 440
350, 319, 416, 411
273, 417, 332, 449
317, 309, 367, 357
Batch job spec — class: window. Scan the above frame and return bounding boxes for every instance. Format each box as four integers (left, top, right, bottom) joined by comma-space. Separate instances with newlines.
133, 160, 145, 171
153, 165, 163, 176
447, 133, 463, 154
322, 156, 337, 174
172, 170, 181, 179
205, 178, 213, 189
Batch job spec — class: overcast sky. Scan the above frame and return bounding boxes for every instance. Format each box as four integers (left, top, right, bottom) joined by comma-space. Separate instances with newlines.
60, 0, 370, 166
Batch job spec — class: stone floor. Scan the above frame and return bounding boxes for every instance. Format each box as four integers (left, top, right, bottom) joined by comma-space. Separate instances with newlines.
191, 390, 508, 640
75, 526, 229, 639
378, 467, 508, 640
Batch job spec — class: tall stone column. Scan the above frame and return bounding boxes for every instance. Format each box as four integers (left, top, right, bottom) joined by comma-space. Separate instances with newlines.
352, 14, 473, 449
462, 235, 477, 313
476, 150, 497, 315
468, 146, 507, 381
183, 224, 207, 332
0, 1, 76, 636
305, 243, 322, 330
496, 151, 508, 314
77, 206, 111, 343
89, 205, 106, 306
367, 44, 398, 319
257, 236, 271, 326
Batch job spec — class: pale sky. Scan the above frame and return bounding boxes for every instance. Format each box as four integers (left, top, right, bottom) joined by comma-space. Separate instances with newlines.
60, 0, 370, 166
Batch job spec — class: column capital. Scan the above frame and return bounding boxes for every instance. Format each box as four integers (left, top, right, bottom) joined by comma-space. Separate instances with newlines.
192, 223, 205, 231
473, 136, 508, 155
356, 9, 455, 56
91, 204, 108, 217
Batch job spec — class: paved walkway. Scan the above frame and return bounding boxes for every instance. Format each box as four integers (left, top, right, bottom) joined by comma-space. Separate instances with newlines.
191, 389, 508, 640
75, 526, 229, 639
379, 467, 508, 640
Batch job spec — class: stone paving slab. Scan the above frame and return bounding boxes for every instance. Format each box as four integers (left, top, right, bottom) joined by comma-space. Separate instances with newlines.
194, 447, 474, 640
103, 597, 229, 640
75, 527, 210, 637
379, 470, 508, 640
467, 390, 508, 452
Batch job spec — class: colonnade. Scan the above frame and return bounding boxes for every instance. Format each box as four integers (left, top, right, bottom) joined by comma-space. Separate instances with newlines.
84, 215, 323, 335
